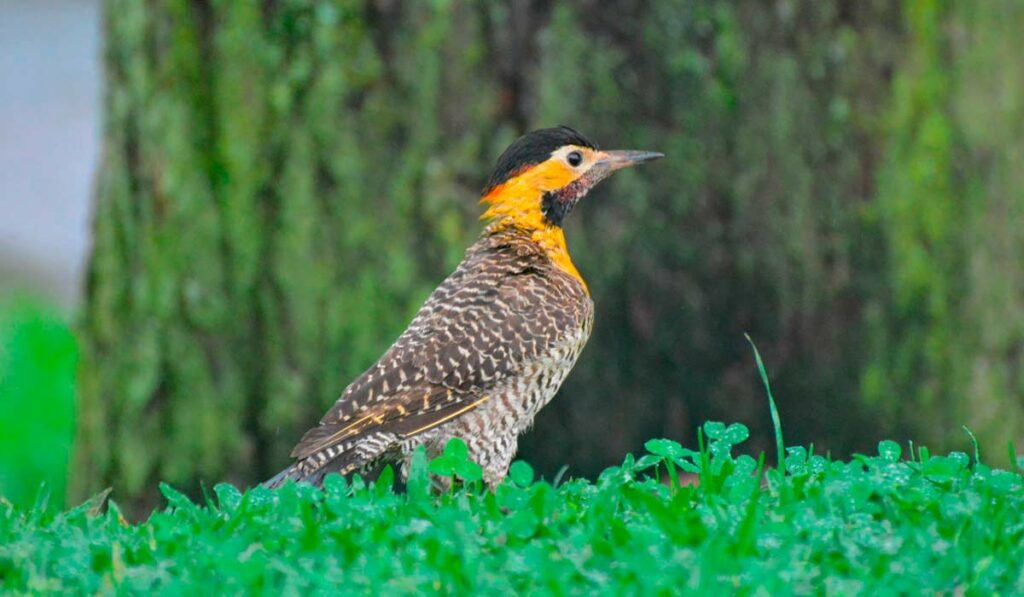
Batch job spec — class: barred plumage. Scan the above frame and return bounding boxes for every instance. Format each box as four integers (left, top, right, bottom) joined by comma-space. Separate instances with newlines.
265, 127, 660, 488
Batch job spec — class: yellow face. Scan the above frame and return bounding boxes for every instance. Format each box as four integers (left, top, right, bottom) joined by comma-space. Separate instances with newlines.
478, 138, 662, 293
480, 145, 603, 231
479, 144, 604, 293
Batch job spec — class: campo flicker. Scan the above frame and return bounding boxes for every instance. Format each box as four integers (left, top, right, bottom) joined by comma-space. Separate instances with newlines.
266, 126, 662, 488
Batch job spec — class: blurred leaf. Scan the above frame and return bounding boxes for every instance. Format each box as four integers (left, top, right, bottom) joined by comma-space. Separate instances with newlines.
0, 300, 77, 509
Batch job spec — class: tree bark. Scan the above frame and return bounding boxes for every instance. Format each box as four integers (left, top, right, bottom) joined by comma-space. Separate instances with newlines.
76, 0, 1023, 510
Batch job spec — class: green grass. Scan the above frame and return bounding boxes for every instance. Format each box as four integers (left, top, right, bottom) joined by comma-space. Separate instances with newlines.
1, 428, 1022, 594
1, 309, 1022, 593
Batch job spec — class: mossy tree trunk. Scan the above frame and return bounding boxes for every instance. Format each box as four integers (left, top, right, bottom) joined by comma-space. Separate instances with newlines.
75, 0, 1024, 510
864, 1, 1024, 454
76, 0, 515, 508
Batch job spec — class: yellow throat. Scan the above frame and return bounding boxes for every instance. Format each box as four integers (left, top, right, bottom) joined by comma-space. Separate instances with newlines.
480, 160, 588, 294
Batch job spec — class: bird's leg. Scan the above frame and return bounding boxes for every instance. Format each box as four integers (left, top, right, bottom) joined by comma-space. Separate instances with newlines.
431, 475, 453, 494
473, 434, 518, 489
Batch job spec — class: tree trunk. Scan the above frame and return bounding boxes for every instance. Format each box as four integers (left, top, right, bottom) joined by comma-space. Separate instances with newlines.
75, 0, 516, 509
76, 0, 1023, 511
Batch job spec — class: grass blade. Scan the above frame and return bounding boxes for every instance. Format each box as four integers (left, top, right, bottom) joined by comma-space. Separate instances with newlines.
963, 425, 981, 465
745, 334, 785, 471
1010, 441, 1020, 476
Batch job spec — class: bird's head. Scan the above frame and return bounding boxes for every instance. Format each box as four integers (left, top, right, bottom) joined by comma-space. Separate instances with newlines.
480, 126, 663, 232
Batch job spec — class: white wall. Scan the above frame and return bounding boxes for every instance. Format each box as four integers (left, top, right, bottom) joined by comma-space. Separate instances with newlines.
0, 0, 100, 306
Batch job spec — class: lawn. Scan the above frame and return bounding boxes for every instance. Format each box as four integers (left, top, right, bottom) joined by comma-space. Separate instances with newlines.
1, 307, 1022, 594
1, 425, 1022, 594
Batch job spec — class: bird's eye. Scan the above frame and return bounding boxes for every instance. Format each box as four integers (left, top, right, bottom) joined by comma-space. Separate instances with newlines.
566, 151, 583, 167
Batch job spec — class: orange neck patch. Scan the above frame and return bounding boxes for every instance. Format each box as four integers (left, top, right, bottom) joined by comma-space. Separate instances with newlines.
480, 160, 589, 294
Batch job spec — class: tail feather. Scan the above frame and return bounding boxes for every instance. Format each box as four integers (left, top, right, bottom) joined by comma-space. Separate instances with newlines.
262, 457, 347, 489
263, 432, 399, 489
262, 464, 302, 489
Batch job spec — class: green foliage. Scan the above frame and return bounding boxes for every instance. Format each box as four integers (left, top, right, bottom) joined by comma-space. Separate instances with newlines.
0, 301, 77, 509
3, 425, 1023, 593
427, 438, 483, 484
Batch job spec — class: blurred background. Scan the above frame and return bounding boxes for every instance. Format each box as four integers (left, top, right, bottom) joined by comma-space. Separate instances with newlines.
1, 0, 1022, 514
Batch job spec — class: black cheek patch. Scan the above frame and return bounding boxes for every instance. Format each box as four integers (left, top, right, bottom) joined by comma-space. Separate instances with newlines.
541, 178, 590, 227
541, 191, 570, 227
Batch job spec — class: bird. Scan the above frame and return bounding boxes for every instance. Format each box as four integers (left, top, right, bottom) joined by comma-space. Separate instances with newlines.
265, 126, 662, 489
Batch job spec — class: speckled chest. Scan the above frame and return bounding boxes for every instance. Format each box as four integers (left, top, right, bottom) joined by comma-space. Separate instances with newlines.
391, 232, 596, 479
444, 266, 594, 462
478, 296, 592, 429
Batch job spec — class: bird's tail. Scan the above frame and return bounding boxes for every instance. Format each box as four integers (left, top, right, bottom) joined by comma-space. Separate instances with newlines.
262, 463, 304, 489
262, 458, 341, 489
263, 438, 396, 489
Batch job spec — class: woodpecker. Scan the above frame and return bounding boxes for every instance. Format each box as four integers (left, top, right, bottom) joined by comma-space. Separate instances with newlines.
266, 126, 662, 488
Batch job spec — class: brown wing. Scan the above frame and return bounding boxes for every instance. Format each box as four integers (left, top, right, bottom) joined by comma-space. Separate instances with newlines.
290, 239, 587, 462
